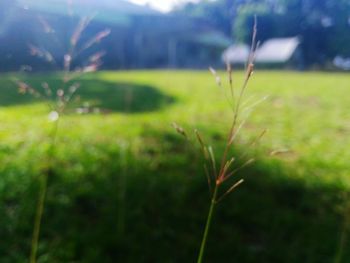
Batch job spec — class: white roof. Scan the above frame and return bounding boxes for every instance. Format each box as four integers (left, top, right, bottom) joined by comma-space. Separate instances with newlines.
223, 37, 300, 64
222, 44, 250, 63
333, 56, 350, 70
255, 37, 300, 63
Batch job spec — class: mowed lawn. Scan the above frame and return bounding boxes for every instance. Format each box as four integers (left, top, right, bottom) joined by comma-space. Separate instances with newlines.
0, 70, 349, 262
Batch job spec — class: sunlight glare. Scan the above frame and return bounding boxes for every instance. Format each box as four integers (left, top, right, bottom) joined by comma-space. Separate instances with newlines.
127, 0, 200, 12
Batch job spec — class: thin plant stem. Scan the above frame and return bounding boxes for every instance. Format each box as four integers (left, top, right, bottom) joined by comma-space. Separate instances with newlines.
30, 119, 60, 263
197, 184, 219, 263
30, 168, 48, 263
334, 197, 350, 263
27, 14, 109, 263
117, 142, 128, 238
334, 226, 347, 263
172, 18, 258, 263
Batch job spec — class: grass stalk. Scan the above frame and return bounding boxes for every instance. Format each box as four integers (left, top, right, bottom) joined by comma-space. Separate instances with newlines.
334, 226, 347, 263
334, 195, 350, 263
30, 119, 59, 263
187, 17, 257, 263
117, 142, 128, 237
30, 168, 49, 263
197, 184, 219, 263
24, 13, 110, 262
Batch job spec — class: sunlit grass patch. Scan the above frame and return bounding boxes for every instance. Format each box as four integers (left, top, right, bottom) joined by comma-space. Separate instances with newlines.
0, 70, 349, 262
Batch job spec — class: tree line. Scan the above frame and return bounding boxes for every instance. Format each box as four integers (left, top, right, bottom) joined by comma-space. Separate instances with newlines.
176, 0, 350, 67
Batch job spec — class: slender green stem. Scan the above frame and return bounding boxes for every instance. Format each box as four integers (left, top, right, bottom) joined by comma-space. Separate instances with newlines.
117, 142, 128, 237
334, 228, 347, 263
334, 199, 350, 263
30, 119, 59, 263
30, 168, 48, 263
197, 184, 219, 263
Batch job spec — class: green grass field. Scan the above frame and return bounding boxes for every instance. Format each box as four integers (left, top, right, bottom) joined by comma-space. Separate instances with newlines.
1, 70, 349, 262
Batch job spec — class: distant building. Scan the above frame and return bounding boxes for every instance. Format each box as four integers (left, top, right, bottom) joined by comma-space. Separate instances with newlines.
222, 44, 250, 64
174, 30, 232, 68
333, 56, 350, 70
223, 37, 302, 69
255, 37, 300, 65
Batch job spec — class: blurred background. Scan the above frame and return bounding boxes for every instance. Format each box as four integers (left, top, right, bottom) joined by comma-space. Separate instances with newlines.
0, 0, 350, 263
1, 0, 350, 71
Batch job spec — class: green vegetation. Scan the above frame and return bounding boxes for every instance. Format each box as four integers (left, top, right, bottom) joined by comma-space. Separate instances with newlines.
0, 70, 349, 262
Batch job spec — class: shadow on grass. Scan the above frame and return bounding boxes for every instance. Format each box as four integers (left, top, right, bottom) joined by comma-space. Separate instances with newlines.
0, 129, 349, 263
0, 76, 175, 113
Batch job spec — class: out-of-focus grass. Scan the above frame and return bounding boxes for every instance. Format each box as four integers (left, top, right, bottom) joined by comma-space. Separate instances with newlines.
0, 70, 349, 262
